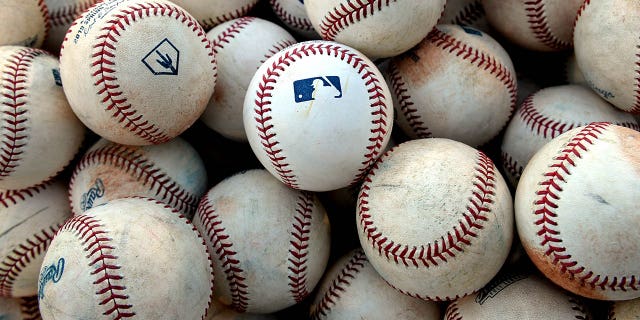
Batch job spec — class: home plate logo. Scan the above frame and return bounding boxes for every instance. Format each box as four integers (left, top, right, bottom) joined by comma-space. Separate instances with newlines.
142, 38, 180, 76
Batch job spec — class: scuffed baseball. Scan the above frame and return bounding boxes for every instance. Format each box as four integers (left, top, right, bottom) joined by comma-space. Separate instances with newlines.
501, 85, 639, 187
42, 0, 99, 55
515, 123, 640, 300
310, 248, 441, 320
60, 0, 217, 145
609, 298, 640, 320
38, 197, 213, 319
193, 169, 331, 314
438, 0, 490, 32
482, 0, 583, 51
0, 181, 71, 298
243, 40, 393, 192
269, 0, 320, 39
170, 0, 259, 30
357, 138, 513, 300
202, 17, 296, 142
573, 0, 640, 113
305, 0, 446, 59
0, 296, 41, 320
444, 273, 591, 319
387, 24, 516, 147
68, 137, 207, 218
0, 0, 49, 48
0, 46, 85, 190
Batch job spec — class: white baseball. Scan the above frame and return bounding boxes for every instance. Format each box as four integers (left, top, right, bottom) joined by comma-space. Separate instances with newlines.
38, 197, 213, 319
243, 40, 393, 192
169, 0, 259, 30
574, 0, 640, 113
438, 0, 490, 32
444, 273, 591, 319
515, 123, 640, 300
0, 296, 40, 320
42, 0, 99, 55
0, 46, 85, 190
565, 53, 587, 87
269, 0, 320, 39
0, 181, 71, 298
357, 138, 513, 301
202, 17, 296, 142
609, 298, 640, 320
482, 0, 583, 51
60, 0, 217, 146
0, 0, 49, 48
305, 0, 446, 59
387, 24, 516, 147
193, 169, 330, 314
501, 85, 639, 187
310, 248, 441, 320
68, 137, 207, 217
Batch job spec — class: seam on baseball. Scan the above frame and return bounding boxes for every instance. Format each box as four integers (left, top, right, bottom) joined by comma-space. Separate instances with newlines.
199, 1, 258, 30
61, 214, 135, 318
269, 0, 314, 32
572, 0, 591, 34
197, 194, 249, 312
68, 144, 200, 215
288, 192, 313, 303
525, 0, 570, 50
568, 295, 590, 320
519, 94, 579, 139
388, 62, 432, 138
386, 279, 474, 302
19, 296, 40, 320
90, 2, 214, 144
319, 0, 397, 41
260, 39, 297, 65
310, 249, 367, 320
451, 0, 485, 26
211, 16, 256, 54
38, 0, 51, 41
633, 43, 640, 114
533, 122, 639, 292
445, 299, 463, 320
500, 151, 523, 182
358, 150, 497, 298
48, 1, 95, 27
0, 183, 48, 208
0, 226, 59, 297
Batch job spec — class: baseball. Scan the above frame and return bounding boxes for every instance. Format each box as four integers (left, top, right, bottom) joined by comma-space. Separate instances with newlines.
564, 53, 587, 87
444, 273, 591, 319
482, 0, 583, 51
0, 296, 40, 319
269, 0, 320, 39
387, 24, 516, 147
304, 0, 446, 59
0, 181, 71, 298
574, 0, 640, 113
60, 0, 217, 145
202, 17, 296, 142
0, 0, 49, 48
357, 138, 513, 301
0, 46, 85, 190
193, 169, 331, 314
42, 0, 99, 55
170, 0, 259, 30
68, 137, 208, 217
438, 0, 490, 32
38, 197, 213, 319
515, 123, 640, 300
243, 40, 393, 192
609, 298, 640, 320
310, 248, 441, 320
501, 84, 639, 187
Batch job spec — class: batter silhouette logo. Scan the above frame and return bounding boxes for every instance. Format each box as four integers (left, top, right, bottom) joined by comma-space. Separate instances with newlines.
142, 38, 180, 76
293, 76, 343, 103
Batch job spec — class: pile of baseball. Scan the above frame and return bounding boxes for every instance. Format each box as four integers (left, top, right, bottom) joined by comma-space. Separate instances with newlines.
1, 0, 639, 319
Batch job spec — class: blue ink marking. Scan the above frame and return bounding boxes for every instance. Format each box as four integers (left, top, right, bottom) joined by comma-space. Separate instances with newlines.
52, 69, 62, 86
38, 257, 65, 300
461, 25, 483, 36
142, 38, 180, 76
80, 178, 105, 211
293, 76, 342, 103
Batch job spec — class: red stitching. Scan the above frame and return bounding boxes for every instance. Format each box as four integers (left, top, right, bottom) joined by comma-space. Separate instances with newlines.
358, 150, 496, 270
90, 2, 214, 144
450, 0, 485, 26
568, 296, 590, 319
288, 192, 313, 303
386, 280, 471, 302
269, 0, 314, 32
0, 183, 48, 208
68, 144, 200, 216
19, 296, 41, 320
533, 122, 639, 291
200, 1, 257, 30
260, 39, 297, 65
428, 28, 517, 121
444, 300, 462, 320
211, 16, 255, 54
48, 1, 96, 27
500, 151, 523, 183
319, 0, 395, 41
572, 0, 591, 34
0, 227, 59, 297
62, 215, 135, 318
38, 0, 51, 42
520, 94, 576, 139
388, 62, 432, 138
525, 0, 571, 50
310, 249, 367, 320
197, 194, 249, 312
633, 44, 640, 114
0, 48, 45, 180
252, 42, 389, 189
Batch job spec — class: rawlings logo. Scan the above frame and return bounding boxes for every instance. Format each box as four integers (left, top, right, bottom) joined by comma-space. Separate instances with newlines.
80, 178, 105, 211
38, 258, 65, 300
293, 76, 342, 103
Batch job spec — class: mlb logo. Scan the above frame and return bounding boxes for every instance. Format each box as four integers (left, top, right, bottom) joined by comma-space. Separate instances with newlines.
293, 76, 343, 103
